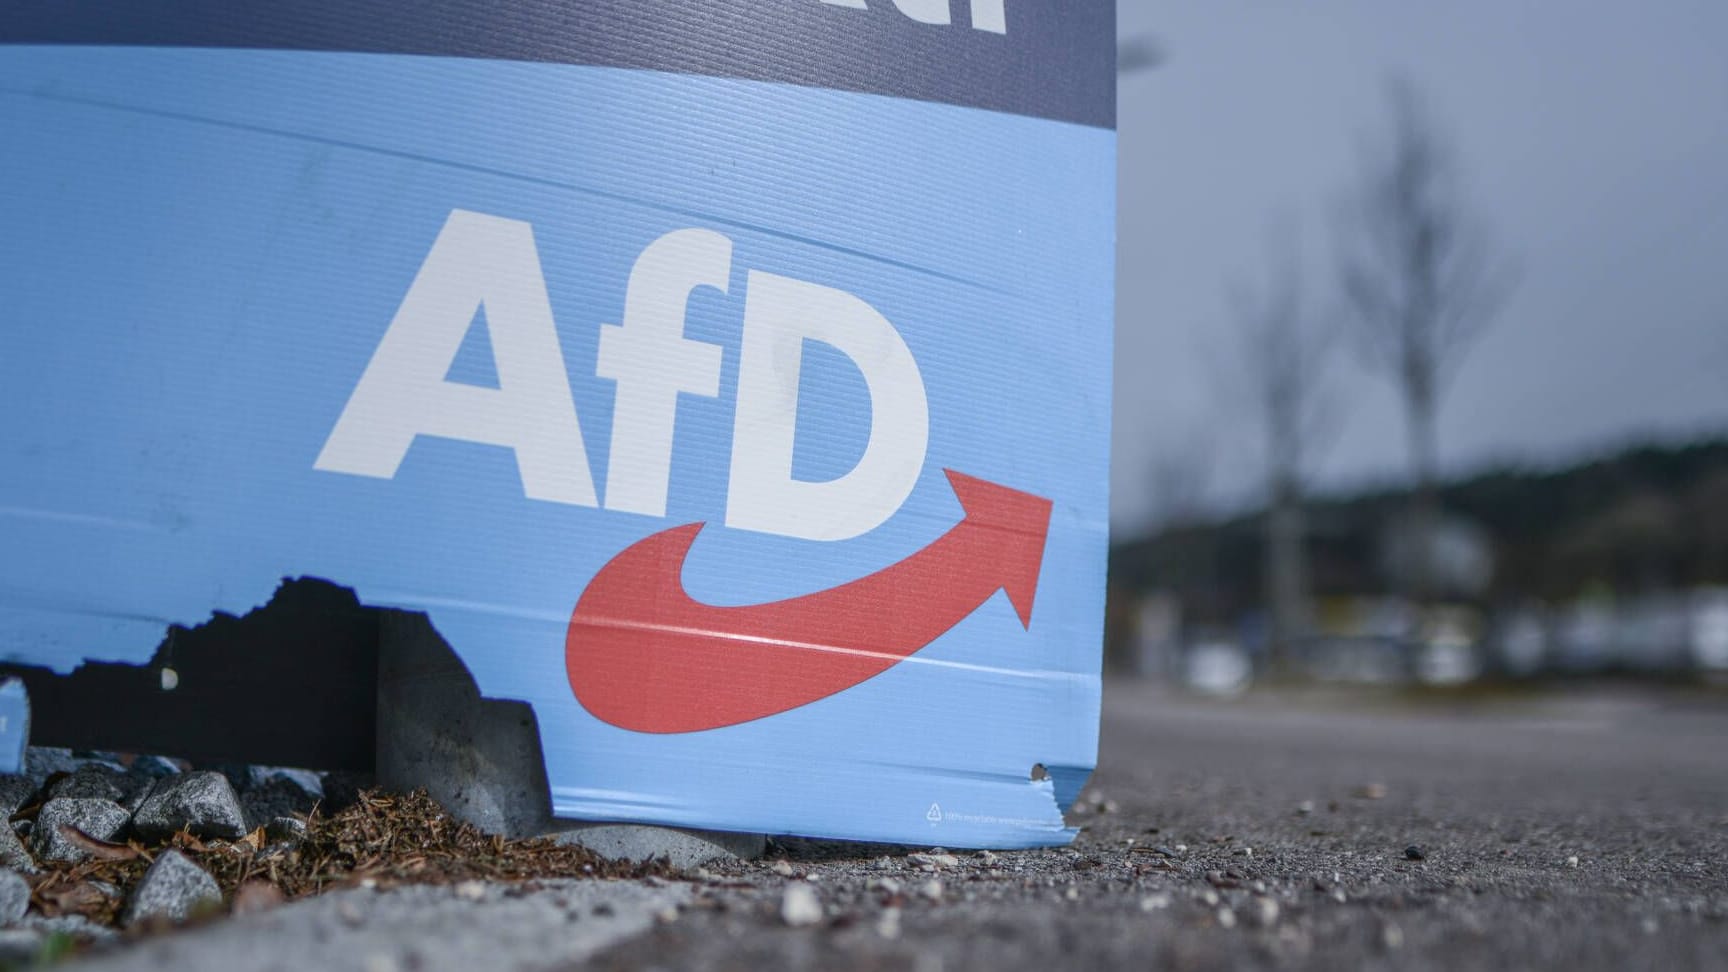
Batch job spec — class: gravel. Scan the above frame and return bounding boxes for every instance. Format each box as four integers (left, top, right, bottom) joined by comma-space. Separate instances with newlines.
131, 771, 247, 841
122, 850, 222, 927
0, 820, 36, 873
0, 869, 30, 925
30, 797, 129, 863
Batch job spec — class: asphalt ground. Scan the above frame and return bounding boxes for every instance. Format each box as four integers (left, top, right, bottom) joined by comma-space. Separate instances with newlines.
60, 680, 1728, 971
590, 680, 1728, 971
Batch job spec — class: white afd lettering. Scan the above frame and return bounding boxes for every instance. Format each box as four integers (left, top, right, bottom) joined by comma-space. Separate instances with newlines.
317, 214, 930, 542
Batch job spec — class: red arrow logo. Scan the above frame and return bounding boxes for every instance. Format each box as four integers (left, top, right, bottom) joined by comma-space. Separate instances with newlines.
565, 470, 1052, 733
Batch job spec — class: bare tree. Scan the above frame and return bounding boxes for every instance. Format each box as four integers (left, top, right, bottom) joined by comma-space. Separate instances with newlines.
1338, 77, 1516, 602
1143, 428, 1215, 532
1228, 219, 1337, 670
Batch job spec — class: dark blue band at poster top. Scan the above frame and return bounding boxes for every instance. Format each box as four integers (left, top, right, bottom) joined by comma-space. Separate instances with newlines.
0, 0, 1115, 128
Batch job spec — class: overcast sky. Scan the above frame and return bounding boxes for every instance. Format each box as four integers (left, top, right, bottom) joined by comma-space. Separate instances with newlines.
1111, 0, 1728, 533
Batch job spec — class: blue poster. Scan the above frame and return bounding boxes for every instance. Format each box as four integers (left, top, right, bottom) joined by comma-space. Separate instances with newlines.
0, 1, 1114, 847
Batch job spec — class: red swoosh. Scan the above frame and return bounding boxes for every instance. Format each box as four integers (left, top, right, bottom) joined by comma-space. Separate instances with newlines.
565, 470, 1052, 733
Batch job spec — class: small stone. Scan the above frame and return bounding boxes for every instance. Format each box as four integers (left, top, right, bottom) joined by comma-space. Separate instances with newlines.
868, 877, 902, 894
1232, 846, 1254, 858
454, 881, 487, 902
1216, 907, 1237, 929
1064, 886, 1080, 901
45, 765, 131, 803
131, 771, 247, 841
780, 884, 823, 927
770, 860, 794, 878
1331, 888, 1347, 904
1355, 783, 1388, 800
655, 907, 680, 923
1295, 800, 1314, 816
1641, 917, 1659, 935
0, 777, 36, 816
1404, 845, 1426, 861
30, 798, 129, 863
877, 906, 902, 939
241, 776, 321, 830
1251, 897, 1280, 928
977, 850, 998, 864
0, 824, 36, 874
265, 816, 307, 845
917, 879, 944, 902
0, 869, 31, 925
128, 755, 184, 780
123, 850, 222, 926
22, 748, 80, 786
1199, 889, 1221, 907
1565, 855, 1580, 868
1139, 893, 1172, 912
1381, 923, 1404, 950
908, 852, 959, 870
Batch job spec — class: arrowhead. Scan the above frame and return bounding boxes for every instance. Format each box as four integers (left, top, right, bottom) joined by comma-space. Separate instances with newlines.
943, 469, 1052, 628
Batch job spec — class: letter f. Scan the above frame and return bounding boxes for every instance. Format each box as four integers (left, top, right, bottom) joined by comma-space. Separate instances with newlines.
597, 229, 732, 517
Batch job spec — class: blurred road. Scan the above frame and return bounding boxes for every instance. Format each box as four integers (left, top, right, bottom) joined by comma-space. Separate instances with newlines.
590, 681, 1728, 971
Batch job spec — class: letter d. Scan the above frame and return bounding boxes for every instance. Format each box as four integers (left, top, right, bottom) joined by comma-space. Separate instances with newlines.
726, 272, 929, 541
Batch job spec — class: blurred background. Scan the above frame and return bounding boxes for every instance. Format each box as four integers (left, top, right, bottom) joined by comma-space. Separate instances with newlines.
1107, 1, 1728, 694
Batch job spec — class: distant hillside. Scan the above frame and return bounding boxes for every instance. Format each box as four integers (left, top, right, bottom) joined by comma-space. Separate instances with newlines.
1112, 438, 1728, 607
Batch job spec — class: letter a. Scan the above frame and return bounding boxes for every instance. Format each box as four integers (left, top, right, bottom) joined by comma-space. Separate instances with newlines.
315, 210, 597, 506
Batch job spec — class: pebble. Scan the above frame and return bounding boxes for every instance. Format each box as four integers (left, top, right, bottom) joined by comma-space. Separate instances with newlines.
1404, 845, 1427, 861
0, 824, 36, 874
0, 777, 37, 816
1565, 855, 1580, 868
454, 881, 487, 902
0, 869, 30, 925
123, 850, 222, 926
1295, 800, 1315, 816
1251, 897, 1280, 928
780, 884, 823, 927
868, 877, 903, 895
265, 816, 308, 846
1139, 893, 1171, 912
30, 798, 129, 863
1356, 783, 1388, 800
45, 765, 131, 803
1232, 846, 1254, 858
1199, 889, 1221, 907
770, 860, 795, 878
917, 879, 944, 902
131, 771, 247, 841
908, 852, 960, 870
1216, 907, 1237, 929
877, 907, 902, 939
1381, 923, 1405, 950
977, 850, 998, 864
